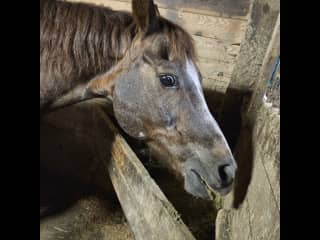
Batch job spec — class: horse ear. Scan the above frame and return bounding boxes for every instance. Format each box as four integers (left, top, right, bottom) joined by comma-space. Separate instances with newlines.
132, 0, 160, 34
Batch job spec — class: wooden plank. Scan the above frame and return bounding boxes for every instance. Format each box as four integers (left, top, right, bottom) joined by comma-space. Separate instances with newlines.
198, 58, 234, 75
69, 0, 247, 43
93, 108, 197, 240
41, 98, 196, 239
215, 37, 280, 240
41, 99, 218, 239
197, 57, 235, 93
195, 35, 240, 92
215, 104, 280, 240
115, 0, 251, 20
219, 0, 280, 149
198, 58, 234, 79
246, 14, 280, 117
226, 0, 280, 91
196, 39, 239, 93
194, 35, 241, 62
214, 2, 280, 239
252, 103, 280, 210
158, 9, 247, 43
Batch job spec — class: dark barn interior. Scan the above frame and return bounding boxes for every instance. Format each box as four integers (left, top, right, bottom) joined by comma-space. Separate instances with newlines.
40, 0, 280, 239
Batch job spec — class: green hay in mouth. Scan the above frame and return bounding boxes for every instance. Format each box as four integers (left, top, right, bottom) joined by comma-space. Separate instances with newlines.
198, 174, 223, 210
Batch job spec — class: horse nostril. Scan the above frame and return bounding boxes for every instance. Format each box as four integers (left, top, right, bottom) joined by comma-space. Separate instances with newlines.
218, 164, 234, 187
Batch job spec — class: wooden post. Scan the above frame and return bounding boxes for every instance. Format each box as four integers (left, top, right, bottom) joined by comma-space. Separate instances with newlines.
224, 0, 280, 91
98, 111, 196, 240
246, 14, 280, 120
215, 1, 280, 238
40, 99, 196, 240
219, 0, 280, 150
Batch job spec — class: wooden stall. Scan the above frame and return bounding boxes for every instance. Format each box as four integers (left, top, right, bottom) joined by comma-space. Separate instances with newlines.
40, 0, 280, 239
69, 0, 251, 112
216, 0, 280, 239
40, 99, 197, 240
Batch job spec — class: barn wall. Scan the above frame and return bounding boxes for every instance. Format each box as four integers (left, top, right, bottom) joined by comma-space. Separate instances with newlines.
68, 0, 250, 102
216, 102, 280, 240
55, 1, 280, 239
216, 0, 280, 238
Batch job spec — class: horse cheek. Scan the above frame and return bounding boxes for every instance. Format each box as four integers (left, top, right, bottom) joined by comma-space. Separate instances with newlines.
113, 73, 146, 139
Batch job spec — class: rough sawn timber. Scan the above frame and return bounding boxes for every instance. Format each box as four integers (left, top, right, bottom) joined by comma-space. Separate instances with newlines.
101, 109, 196, 240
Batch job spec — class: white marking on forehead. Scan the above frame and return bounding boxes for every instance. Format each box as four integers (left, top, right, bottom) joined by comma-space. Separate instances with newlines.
185, 59, 201, 89
185, 58, 232, 153
185, 58, 214, 122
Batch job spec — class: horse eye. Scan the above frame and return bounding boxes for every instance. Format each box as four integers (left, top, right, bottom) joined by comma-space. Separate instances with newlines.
159, 74, 178, 88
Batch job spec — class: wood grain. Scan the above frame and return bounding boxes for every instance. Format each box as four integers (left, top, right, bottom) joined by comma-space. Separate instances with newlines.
115, 0, 250, 19
95, 110, 197, 240
227, 0, 280, 90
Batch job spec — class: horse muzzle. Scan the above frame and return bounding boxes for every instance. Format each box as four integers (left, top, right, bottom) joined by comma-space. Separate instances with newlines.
183, 157, 237, 199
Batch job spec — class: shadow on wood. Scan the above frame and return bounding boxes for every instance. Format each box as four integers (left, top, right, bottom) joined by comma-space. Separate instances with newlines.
231, 119, 254, 209
40, 99, 198, 240
40, 99, 117, 218
218, 87, 255, 209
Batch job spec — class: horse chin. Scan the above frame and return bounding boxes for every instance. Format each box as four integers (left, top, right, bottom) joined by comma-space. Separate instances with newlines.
184, 180, 233, 199
183, 169, 233, 199
145, 141, 234, 199
184, 178, 211, 199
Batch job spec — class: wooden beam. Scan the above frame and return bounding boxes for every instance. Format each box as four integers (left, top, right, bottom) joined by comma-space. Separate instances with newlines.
70, 0, 251, 20
219, 0, 280, 150
41, 99, 196, 239
246, 14, 280, 119
93, 106, 196, 240
226, 0, 280, 91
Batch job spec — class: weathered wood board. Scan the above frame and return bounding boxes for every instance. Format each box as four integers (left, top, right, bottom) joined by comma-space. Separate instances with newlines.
247, 14, 280, 116
216, 102, 280, 240
40, 99, 197, 240
41, 98, 219, 239
219, 0, 280, 148
226, 0, 280, 91
100, 109, 197, 240
214, 0, 280, 238
110, 0, 250, 19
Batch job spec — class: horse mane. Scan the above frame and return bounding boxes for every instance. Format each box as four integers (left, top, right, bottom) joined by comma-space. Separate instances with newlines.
40, 0, 196, 83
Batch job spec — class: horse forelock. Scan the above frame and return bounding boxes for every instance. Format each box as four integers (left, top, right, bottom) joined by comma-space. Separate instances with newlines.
160, 18, 197, 62
40, 0, 197, 82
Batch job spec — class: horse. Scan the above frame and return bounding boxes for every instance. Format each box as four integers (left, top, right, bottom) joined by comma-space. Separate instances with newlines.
40, 0, 237, 204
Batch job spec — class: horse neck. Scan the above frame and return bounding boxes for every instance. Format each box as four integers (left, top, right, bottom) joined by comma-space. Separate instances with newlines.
41, 0, 137, 83
41, 0, 138, 110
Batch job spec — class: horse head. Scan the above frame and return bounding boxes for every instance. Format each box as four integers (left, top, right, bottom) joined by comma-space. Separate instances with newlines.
87, 0, 237, 199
